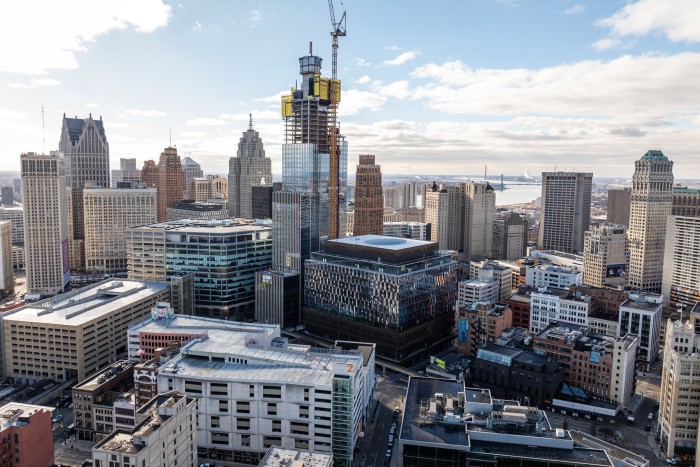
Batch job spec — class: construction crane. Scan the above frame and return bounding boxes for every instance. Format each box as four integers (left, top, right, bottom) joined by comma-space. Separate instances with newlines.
328, 0, 346, 239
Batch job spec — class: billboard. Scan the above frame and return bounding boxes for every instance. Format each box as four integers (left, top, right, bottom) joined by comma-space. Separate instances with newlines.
605, 264, 626, 279
459, 319, 468, 342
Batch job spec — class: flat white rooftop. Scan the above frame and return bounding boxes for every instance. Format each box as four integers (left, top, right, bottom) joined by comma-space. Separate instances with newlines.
4, 280, 169, 326
134, 218, 271, 235
328, 234, 434, 251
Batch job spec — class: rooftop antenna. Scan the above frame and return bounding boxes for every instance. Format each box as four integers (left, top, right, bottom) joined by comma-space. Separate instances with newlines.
41, 105, 46, 153
249, 113, 253, 130
169, 128, 172, 147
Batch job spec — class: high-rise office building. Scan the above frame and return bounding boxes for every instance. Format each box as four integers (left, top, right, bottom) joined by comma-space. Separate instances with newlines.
383, 181, 425, 209
256, 48, 348, 325
492, 212, 528, 260
582, 223, 629, 288
0, 206, 24, 245
127, 219, 272, 319
111, 158, 141, 188
59, 114, 110, 270
156, 147, 183, 222
12, 178, 22, 202
1, 187, 14, 206
251, 185, 273, 219
353, 154, 383, 235
304, 236, 456, 363
21, 151, 70, 296
627, 150, 674, 292
658, 311, 700, 459
672, 186, 700, 218
607, 188, 631, 225
0, 220, 13, 298
662, 216, 700, 308
189, 177, 212, 202
141, 159, 159, 188
228, 117, 272, 218
538, 172, 592, 253
618, 291, 663, 369
181, 156, 203, 199
83, 187, 157, 273
425, 181, 495, 261
208, 175, 228, 200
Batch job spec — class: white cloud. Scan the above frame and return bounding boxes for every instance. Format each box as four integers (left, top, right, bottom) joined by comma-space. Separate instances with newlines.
122, 109, 167, 117
184, 118, 230, 126
0, 109, 26, 120
410, 53, 700, 120
6, 77, 62, 89
355, 58, 371, 67
597, 0, 700, 43
561, 4, 585, 15
179, 131, 207, 137
248, 8, 262, 28
193, 21, 202, 31
219, 110, 279, 122
356, 75, 371, 84
383, 51, 420, 67
384, 45, 401, 51
0, 0, 171, 75
338, 89, 386, 116
85, 103, 99, 108
592, 38, 622, 51
7, 82, 33, 89
375, 80, 411, 99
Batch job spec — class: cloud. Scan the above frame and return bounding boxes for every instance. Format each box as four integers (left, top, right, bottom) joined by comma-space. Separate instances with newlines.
356, 75, 371, 85
0, 109, 26, 120
122, 109, 167, 117
383, 51, 420, 66
561, 4, 585, 15
355, 58, 371, 67
248, 8, 262, 28
184, 118, 230, 126
85, 103, 99, 108
597, 0, 700, 43
0, 0, 172, 75
384, 45, 401, 51
179, 131, 207, 137
592, 38, 622, 51
610, 127, 645, 137
219, 110, 279, 122
7, 77, 62, 89
410, 53, 700, 120
338, 89, 386, 116
193, 21, 202, 31
375, 80, 411, 99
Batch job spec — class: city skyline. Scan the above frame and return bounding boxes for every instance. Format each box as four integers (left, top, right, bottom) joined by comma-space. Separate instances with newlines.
2, 0, 700, 177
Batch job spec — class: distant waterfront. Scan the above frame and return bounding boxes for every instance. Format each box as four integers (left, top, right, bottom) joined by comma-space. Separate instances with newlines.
493, 183, 541, 206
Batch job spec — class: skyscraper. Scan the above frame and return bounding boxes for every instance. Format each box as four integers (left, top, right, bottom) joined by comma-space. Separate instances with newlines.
424, 181, 495, 262
353, 154, 383, 235
627, 150, 673, 292
111, 158, 141, 188
662, 215, 700, 308
156, 147, 183, 222
21, 151, 70, 295
59, 114, 110, 269
181, 156, 203, 199
228, 117, 272, 218
538, 172, 593, 253
583, 223, 629, 287
141, 160, 159, 188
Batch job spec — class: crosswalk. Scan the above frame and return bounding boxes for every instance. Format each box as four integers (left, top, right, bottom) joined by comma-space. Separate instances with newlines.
627, 426, 652, 435
627, 442, 652, 452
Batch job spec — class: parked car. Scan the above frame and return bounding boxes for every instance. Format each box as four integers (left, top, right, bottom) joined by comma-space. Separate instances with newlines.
388, 434, 395, 446
52, 413, 63, 424
645, 424, 651, 432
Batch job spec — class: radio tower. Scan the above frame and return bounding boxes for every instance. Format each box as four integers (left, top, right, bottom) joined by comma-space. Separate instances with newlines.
327, 0, 346, 239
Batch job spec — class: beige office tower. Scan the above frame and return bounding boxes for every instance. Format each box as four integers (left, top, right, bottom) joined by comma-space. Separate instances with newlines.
21, 151, 70, 296
0, 221, 13, 297
538, 172, 593, 253
156, 146, 183, 222
583, 223, 629, 287
658, 314, 700, 459
189, 177, 212, 202
662, 215, 700, 308
59, 114, 110, 270
228, 117, 271, 218
607, 188, 631, 225
208, 175, 228, 200
83, 187, 157, 273
627, 150, 674, 292
353, 155, 383, 235
425, 181, 494, 261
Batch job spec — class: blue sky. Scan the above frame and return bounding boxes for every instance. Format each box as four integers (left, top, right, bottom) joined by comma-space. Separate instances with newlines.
1, 0, 700, 177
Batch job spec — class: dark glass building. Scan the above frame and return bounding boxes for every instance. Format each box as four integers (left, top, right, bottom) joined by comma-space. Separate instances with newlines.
303, 235, 457, 364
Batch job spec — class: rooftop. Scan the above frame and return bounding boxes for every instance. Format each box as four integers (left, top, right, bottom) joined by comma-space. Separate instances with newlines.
4, 280, 169, 326
569, 430, 648, 466
641, 149, 668, 161
327, 234, 435, 251
259, 447, 333, 467
621, 292, 663, 310
74, 360, 134, 392
0, 402, 53, 431
132, 218, 271, 234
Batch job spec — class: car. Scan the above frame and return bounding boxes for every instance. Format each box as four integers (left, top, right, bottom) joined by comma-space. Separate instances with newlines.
388, 434, 395, 446
644, 424, 651, 432
626, 415, 635, 426
648, 412, 654, 420
666, 458, 677, 465
386, 448, 392, 458
51, 414, 63, 424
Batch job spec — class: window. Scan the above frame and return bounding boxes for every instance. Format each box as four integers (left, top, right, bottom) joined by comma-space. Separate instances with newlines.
236, 401, 250, 414
262, 385, 282, 398
237, 418, 251, 430
210, 416, 220, 428
267, 403, 277, 415
272, 420, 282, 433
219, 400, 229, 413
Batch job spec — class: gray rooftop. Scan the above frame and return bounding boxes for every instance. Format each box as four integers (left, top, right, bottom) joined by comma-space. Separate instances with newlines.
133, 218, 271, 234
259, 447, 333, 467
328, 234, 434, 251
4, 280, 169, 326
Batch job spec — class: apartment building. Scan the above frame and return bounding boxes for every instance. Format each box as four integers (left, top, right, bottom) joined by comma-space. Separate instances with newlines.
529, 288, 592, 334
525, 264, 582, 289
662, 215, 700, 309
538, 172, 592, 253
92, 391, 197, 467
0, 402, 54, 467
582, 223, 629, 288
456, 302, 512, 357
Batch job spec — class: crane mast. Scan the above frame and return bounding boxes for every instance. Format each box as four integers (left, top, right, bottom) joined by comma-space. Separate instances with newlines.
328, 0, 346, 239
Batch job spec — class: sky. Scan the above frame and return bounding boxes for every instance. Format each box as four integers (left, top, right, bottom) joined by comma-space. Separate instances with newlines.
1, 0, 700, 178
